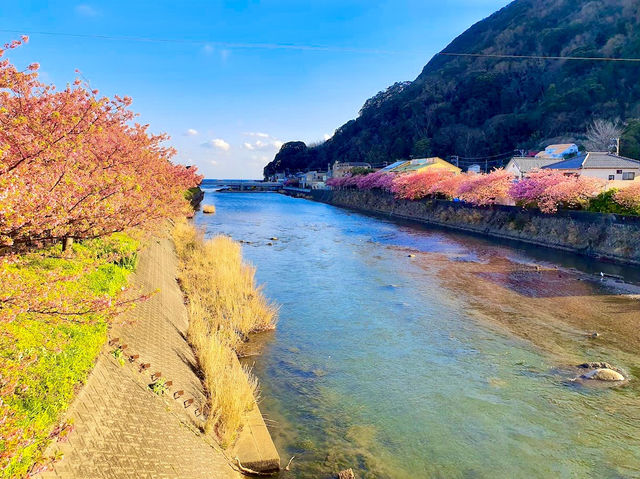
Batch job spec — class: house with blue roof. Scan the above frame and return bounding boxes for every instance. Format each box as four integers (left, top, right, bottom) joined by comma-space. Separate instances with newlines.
543, 152, 640, 186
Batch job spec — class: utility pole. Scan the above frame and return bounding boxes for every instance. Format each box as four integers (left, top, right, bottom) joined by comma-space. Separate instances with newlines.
617, 137, 620, 156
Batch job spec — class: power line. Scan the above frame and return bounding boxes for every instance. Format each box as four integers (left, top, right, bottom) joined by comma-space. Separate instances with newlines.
439, 52, 640, 63
0, 29, 411, 55
453, 150, 517, 161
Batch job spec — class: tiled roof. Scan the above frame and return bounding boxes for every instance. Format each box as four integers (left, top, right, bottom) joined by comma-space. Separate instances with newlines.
337, 162, 371, 167
547, 143, 576, 152
542, 155, 587, 170
379, 161, 407, 172
536, 143, 578, 158
509, 157, 564, 173
582, 152, 640, 169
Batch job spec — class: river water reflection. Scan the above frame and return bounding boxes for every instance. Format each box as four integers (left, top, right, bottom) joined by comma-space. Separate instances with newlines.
195, 191, 640, 479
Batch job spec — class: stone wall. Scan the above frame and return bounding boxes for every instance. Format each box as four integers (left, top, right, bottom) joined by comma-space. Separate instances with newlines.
310, 189, 640, 266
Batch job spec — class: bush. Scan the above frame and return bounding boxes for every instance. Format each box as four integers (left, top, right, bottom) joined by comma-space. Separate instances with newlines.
588, 189, 630, 214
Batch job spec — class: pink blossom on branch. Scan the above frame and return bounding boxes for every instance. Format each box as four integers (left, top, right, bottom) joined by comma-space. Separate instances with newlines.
613, 182, 640, 211
354, 171, 395, 191
0, 39, 202, 247
457, 169, 514, 206
509, 169, 604, 213
391, 169, 457, 200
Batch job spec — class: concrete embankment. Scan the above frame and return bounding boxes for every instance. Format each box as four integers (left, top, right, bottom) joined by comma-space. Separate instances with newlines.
36, 234, 279, 478
308, 189, 640, 266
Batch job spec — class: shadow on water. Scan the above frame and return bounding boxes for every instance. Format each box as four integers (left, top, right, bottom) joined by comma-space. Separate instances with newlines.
196, 191, 640, 479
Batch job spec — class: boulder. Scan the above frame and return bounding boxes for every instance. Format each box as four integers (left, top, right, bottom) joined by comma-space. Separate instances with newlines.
581, 368, 625, 381
337, 469, 356, 479
578, 362, 622, 373
202, 204, 216, 214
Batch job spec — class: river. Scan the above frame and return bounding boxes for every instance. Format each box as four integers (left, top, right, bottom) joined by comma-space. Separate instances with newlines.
195, 190, 640, 479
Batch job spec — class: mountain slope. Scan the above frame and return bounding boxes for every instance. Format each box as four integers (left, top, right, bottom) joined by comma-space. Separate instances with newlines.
264, 0, 640, 176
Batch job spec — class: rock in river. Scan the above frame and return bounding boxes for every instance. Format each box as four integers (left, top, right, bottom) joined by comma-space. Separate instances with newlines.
581, 368, 625, 382
337, 469, 356, 479
578, 362, 623, 373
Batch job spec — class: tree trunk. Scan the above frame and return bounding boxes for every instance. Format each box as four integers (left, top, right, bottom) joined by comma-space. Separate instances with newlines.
62, 237, 74, 251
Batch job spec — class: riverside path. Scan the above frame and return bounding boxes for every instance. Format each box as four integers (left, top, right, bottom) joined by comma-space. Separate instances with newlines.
34, 235, 239, 479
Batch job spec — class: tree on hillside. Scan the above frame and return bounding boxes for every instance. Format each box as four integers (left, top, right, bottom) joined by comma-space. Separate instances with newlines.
584, 119, 623, 153
621, 119, 640, 159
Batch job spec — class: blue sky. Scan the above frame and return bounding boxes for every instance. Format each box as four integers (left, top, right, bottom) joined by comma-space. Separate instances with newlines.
1, 1, 509, 178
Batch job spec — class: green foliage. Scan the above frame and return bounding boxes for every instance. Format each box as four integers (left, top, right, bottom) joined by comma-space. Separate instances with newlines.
184, 186, 200, 201
412, 138, 432, 157
587, 189, 636, 215
112, 347, 126, 366
0, 233, 138, 478
264, 0, 640, 176
349, 167, 374, 176
621, 119, 640, 160
149, 378, 168, 396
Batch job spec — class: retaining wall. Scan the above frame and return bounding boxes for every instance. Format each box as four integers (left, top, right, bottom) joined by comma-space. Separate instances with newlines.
309, 189, 640, 266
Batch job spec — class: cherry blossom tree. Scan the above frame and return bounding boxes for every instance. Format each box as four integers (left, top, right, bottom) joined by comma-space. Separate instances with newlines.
509, 169, 604, 213
456, 169, 514, 206
391, 169, 457, 200
613, 182, 640, 212
0, 37, 202, 249
354, 171, 394, 191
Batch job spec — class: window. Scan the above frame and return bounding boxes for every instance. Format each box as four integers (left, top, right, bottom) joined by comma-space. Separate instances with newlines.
622, 172, 635, 180
617, 170, 623, 174
608, 175, 615, 180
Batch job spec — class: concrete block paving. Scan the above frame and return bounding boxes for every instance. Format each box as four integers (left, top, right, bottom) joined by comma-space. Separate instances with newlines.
34, 237, 239, 479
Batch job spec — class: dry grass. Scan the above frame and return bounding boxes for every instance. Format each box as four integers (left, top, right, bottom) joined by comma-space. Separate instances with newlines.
202, 204, 216, 214
172, 221, 277, 446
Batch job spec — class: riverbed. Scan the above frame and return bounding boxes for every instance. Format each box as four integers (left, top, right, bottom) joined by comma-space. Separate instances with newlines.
195, 191, 640, 479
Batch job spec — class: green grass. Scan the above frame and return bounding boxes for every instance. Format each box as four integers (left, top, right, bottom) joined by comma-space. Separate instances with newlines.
0, 233, 139, 478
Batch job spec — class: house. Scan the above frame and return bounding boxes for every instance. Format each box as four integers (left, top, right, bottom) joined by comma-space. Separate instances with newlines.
299, 171, 328, 189
331, 161, 372, 178
535, 143, 579, 159
383, 157, 461, 175
266, 172, 287, 182
467, 164, 481, 174
378, 160, 407, 172
543, 152, 640, 186
505, 156, 566, 179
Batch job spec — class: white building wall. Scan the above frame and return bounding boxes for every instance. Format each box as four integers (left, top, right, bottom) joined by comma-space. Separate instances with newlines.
581, 168, 639, 181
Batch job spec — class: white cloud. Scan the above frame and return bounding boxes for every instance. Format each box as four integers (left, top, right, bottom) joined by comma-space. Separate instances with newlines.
210, 160, 219, 166
241, 132, 283, 151
324, 133, 332, 141
202, 138, 230, 151
75, 4, 98, 16
185, 128, 199, 136
202, 44, 214, 55
244, 132, 270, 138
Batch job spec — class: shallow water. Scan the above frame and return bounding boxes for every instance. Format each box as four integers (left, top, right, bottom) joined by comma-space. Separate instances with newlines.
195, 191, 640, 479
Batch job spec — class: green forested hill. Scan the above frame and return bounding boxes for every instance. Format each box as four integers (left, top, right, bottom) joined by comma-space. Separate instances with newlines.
264, 0, 640, 176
